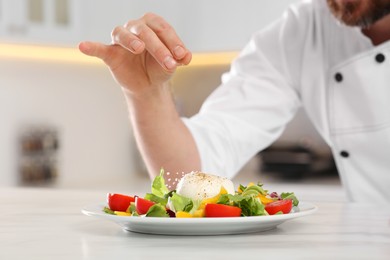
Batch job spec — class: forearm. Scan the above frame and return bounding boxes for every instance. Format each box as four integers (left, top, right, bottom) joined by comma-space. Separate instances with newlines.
123, 83, 201, 179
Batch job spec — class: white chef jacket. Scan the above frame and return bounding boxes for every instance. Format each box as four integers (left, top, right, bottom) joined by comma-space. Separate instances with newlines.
183, 0, 390, 203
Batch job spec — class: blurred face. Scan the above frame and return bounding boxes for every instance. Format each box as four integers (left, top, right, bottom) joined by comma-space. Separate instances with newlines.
326, 0, 390, 27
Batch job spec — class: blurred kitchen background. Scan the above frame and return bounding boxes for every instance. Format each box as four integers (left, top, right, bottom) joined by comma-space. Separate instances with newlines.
0, 0, 339, 190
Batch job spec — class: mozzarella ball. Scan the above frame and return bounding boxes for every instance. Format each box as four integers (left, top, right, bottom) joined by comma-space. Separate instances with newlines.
176, 172, 235, 200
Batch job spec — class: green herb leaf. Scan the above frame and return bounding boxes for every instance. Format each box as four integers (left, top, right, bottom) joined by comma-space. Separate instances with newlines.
281, 192, 299, 206
128, 202, 137, 214
144, 193, 168, 205
103, 206, 115, 215
145, 204, 169, 217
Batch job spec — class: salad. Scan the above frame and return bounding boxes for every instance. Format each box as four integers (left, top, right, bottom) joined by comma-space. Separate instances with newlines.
103, 169, 299, 218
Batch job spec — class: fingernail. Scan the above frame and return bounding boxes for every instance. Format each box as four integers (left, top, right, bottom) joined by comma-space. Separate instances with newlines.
130, 40, 142, 52
164, 56, 177, 70
173, 46, 185, 58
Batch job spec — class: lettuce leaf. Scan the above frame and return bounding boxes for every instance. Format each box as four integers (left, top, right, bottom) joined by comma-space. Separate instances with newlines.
218, 194, 266, 216
145, 204, 169, 217
151, 168, 169, 197
281, 192, 299, 206
169, 193, 194, 212
144, 168, 170, 208
241, 184, 267, 197
144, 193, 168, 206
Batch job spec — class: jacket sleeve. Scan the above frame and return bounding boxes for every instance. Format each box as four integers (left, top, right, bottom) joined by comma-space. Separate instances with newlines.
183, 2, 313, 179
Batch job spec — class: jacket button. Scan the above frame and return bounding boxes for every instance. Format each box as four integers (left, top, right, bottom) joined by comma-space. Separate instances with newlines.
375, 53, 385, 63
340, 151, 349, 158
335, 72, 343, 82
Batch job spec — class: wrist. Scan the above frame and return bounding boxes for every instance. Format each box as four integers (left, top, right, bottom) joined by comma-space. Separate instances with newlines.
121, 82, 171, 103
121, 82, 177, 118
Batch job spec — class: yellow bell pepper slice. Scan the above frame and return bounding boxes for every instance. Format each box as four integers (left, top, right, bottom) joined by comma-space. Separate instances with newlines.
192, 209, 205, 218
114, 211, 132, 216
258, 194, 275, 205
176, 211, 193, 218
199, 187, 228, 210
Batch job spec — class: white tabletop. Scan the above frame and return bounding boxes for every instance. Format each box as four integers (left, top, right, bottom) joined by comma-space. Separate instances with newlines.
1, 184, 389, 260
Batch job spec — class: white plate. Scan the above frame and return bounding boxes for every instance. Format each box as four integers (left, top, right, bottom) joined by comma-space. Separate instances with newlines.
81, 202, 317, 235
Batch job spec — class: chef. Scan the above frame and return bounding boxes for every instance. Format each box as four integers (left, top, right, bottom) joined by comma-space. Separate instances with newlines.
79, 0, 390, 203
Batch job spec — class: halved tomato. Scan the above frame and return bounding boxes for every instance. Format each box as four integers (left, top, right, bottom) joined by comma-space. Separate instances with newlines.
265, 199, 293, 215
135, 197, 155, 215
204, 203, 242, 217
107, 193, 135, 212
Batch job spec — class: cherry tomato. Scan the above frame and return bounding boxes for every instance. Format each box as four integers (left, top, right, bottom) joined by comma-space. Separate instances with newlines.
135, 197, 155, 215
107, 193, 135, 212
204, 203, 242, 217
265, 199, 293, 215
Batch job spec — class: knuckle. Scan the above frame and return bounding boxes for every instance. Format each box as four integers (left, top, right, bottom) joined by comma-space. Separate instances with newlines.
142, 12, 157, 20
143, 13, 172, 34
110, 26, 123, 41
131, 23, 146, 37
155, 21, 172, 34
154, 19, 172, 34
111, 26, 121, 36
123, 19, 136, 29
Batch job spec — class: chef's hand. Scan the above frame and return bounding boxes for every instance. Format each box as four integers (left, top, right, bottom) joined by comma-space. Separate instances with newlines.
78, 13, 192, 97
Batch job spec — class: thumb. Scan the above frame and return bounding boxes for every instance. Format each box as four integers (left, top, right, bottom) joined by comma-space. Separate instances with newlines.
78, 41, 111, 61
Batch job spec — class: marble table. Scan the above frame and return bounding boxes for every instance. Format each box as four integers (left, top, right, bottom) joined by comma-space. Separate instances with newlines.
1, 183, 389, 260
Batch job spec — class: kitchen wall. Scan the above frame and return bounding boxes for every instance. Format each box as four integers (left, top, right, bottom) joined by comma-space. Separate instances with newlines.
0, 0, 299, 51
81, 0, 299, 52
0, 51, 143, 187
